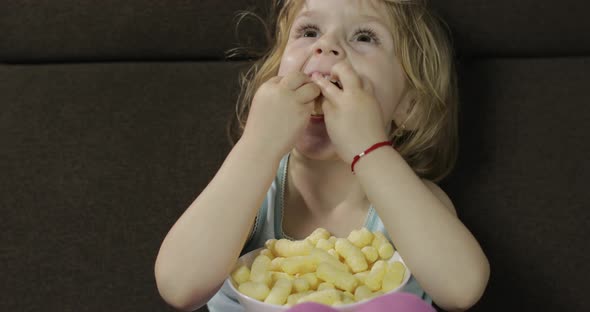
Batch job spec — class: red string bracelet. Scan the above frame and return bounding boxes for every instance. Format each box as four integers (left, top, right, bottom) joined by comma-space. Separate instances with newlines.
351, 140, 394, 174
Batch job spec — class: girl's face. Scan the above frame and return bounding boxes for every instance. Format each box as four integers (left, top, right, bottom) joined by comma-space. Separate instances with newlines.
278, 0, 409, 160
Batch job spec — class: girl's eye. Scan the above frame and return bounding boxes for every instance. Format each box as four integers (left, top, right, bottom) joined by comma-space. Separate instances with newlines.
354, 28, 381, 45
295, 24, 320, 38
294, 23, 381, 45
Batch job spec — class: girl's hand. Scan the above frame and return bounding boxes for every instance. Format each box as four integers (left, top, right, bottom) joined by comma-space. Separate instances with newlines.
242, 72, 321, 160
311, 62, 389, 164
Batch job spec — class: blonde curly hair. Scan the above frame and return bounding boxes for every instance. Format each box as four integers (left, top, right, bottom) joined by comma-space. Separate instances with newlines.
226, 0, 458, 182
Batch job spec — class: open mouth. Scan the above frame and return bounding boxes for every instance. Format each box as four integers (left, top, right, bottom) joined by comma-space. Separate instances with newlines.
320, 74, 342, 89
330, 79, 342, 89
309, 75, 340, 118
317, 73, 342, 89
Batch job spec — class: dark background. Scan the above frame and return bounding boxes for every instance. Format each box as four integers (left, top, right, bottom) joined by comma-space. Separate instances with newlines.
1, 1, 589, 311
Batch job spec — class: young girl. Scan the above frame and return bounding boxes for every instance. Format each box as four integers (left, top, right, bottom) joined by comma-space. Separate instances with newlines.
155, 0, 490, 311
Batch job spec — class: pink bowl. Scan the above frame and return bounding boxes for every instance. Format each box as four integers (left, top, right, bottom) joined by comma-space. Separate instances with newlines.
284, 293, 435, 312
355, 292, 435, 312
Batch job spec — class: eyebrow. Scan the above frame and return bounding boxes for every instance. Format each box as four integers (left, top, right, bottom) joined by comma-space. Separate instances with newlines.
295, 10, 392, 30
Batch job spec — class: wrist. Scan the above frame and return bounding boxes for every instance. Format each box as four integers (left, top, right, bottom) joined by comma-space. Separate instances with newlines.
351, 140, 395, 174
236, 136, 284, 165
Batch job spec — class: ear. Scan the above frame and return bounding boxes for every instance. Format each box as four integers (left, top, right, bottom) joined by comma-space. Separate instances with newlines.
391, 89, 419, 131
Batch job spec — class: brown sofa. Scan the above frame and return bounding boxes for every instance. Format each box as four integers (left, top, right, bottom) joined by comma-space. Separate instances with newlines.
1, 1, 589, 311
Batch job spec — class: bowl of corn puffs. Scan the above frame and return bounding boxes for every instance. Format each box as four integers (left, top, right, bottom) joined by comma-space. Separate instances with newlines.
226, 228, 412, 312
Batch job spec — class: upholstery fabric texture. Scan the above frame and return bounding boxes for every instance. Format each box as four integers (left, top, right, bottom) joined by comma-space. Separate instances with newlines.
1, 1, 589, 311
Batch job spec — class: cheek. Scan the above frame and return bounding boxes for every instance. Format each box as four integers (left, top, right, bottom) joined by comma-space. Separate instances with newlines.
356, 71, 395, 115
377, 71, 407, 119
278, 48, 307, 76
371, 78, 403, 121
353, 61, 394, 111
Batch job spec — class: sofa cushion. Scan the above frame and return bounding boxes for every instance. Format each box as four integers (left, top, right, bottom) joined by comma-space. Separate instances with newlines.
442, 56, 590, 311
0, 61, 247, 311
0, 0, 267, 62
431, 0, 590, 56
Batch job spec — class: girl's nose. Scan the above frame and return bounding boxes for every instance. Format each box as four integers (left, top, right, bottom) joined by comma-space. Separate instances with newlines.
315, 46, 341, 56
314, 36, 344, 58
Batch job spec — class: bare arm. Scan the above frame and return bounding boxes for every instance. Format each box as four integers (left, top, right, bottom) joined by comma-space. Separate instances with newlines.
354, 147, 490, 311
154, 138, 282, 311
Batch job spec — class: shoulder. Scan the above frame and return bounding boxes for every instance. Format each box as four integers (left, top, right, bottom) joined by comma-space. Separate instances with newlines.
422, 179, 457, 217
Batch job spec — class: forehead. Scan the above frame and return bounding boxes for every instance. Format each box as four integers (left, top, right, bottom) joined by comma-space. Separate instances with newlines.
294, 0, 391, 25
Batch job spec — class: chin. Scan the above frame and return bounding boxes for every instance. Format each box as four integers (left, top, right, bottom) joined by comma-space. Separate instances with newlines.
292, 137, 341, 162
